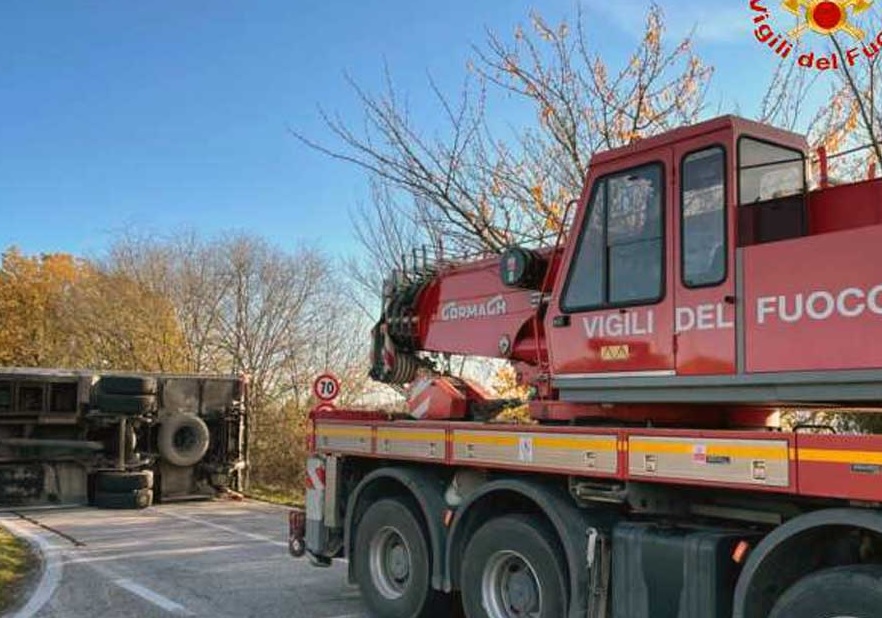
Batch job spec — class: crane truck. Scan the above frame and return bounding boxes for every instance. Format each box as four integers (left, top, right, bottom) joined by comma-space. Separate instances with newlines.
289, 115, 882, 618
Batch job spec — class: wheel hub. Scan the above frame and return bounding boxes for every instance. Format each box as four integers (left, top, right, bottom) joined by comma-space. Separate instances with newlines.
505, 565, 539, 613
387, 543, 410, 581
369, 527, 412, 600
482, 550, 543, 618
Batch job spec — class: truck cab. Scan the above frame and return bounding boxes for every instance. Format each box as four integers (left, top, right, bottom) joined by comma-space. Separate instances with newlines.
546, 116, 882, 407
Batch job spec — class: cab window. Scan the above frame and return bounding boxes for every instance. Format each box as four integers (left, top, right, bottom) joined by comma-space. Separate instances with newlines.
738, 137, 807, 246
682, 147, 726, 288
563, 163, 664, 311
739, 138, 805, 204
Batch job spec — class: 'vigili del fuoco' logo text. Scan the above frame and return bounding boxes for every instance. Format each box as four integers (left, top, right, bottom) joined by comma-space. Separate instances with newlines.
750, 0, 880, 70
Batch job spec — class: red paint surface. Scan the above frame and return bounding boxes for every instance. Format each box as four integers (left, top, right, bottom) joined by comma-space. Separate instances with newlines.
744, 225, 882, 372
797, 434, 882, 502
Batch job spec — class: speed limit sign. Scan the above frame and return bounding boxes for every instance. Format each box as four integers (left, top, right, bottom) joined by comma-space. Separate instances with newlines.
313, 373, 340, 402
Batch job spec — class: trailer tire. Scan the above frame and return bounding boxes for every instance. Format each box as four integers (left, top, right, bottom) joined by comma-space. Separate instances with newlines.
98, 376, 158, 396
768, 565, 882, 618
353, 498, 448, 618
461, 514, 567, 618
93, 489, 153, 510
95, 393, 156, 416
157, 414, 210, 467
95, 471, 153, 493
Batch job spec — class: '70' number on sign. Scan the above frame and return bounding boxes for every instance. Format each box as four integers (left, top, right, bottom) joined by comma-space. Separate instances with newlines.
314, 374, 340, 402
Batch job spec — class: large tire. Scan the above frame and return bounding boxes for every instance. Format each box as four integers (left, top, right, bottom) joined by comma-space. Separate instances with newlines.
461, 515, 567, 618
95, 393, 156, 416
93, 489, 153, 510
769, 565, 882, 618
98, 376, 158, 396
157, 414, 210, 467
95, 471, 154, 493
353, 498, 449, 618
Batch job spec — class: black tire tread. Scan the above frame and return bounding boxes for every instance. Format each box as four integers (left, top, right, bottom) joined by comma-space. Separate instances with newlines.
353, 497, 449, 618
93, 489, 153, 510
461, 514, 567, 618
95, 470, 154, 492
769, 564, 882, 618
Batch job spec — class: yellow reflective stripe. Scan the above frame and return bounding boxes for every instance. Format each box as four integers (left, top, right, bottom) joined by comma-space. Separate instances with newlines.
454, 433, 518, 446
799, 449, 882, 466
454, 432, 617, 451
376, 430, 445, 442
316, 426, 371, 438
629, 440, 787, 460
533, 436, 617, 451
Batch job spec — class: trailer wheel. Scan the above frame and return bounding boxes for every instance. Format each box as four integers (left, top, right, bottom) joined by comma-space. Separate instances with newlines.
95, 470, 153, 493
353, 498, 447, 618
93, 489, 153, 510
157, 414, 210, 467
461, 515, 567, 618
769, 565, 882, 618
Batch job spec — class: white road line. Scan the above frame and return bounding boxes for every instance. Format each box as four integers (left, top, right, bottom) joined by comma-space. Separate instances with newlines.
2, 517, 63, 618
161, 510, 288, 548
113, 578, 194, 615
86, 561, 194, 615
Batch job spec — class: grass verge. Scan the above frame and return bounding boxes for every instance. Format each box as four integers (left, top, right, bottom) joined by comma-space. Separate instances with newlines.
245, 484, 304, 508
0, 524, 39, 614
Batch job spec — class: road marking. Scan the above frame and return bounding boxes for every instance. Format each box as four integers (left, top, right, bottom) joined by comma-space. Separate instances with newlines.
161, 510, 288, 548
113, 578, 194, 615
85, 561, 194, 615
2, 517, 63, 618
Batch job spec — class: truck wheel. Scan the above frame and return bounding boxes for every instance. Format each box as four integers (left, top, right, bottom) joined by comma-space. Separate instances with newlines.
93, 489, 153, 510
461, 515, 567, 618
769, 565, 882, 618
95, 470, 153, 493
96, 393, 156, 416
157, 414, 210, 467
98, 376, 158, 396
353, 498, 448, 618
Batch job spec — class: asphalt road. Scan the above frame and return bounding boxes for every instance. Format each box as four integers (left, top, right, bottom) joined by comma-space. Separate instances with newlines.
0, 500, 368, 618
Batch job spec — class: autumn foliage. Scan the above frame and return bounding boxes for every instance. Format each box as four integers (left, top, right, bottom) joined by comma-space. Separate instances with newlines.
0, 247, 187, 371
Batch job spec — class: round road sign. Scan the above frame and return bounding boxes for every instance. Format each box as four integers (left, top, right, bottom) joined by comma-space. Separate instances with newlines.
313, 373, 340, 402
313, 403, 336, 413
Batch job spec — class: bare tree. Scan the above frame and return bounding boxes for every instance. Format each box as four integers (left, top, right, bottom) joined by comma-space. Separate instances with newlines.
296, 3, 712, 304
106, 231, 376, 488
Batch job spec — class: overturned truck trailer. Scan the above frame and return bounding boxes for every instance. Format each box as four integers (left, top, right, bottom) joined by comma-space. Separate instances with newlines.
0, 368, 247, 509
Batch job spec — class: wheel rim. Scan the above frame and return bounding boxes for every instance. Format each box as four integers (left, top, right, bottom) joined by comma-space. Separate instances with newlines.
481, 550, 542, 618
369, 526, 412, 600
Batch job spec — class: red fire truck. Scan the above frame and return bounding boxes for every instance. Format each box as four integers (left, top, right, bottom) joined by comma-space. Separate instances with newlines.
291, 116, 882, 618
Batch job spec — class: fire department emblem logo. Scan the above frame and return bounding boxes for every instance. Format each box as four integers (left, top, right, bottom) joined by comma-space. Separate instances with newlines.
782, 0, 873, 40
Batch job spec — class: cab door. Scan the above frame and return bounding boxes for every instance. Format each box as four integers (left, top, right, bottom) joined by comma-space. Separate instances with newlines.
673, 140, 737, 375
547, 150, 675, 377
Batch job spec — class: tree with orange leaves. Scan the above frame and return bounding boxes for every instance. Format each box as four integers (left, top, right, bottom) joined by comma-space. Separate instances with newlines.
0, 247, 188, 371
296, 3, 712, 293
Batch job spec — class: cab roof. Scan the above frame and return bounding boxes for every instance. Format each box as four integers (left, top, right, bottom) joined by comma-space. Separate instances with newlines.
589, 115, 809, 168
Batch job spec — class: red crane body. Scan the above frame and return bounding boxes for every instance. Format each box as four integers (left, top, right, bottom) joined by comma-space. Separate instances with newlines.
372, 115, 882, 424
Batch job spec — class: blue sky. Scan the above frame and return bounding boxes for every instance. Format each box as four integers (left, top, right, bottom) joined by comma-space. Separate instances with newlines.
0, 1, 831, 260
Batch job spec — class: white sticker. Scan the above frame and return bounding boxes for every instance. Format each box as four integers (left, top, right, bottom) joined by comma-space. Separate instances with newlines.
518, 437, 534, 463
